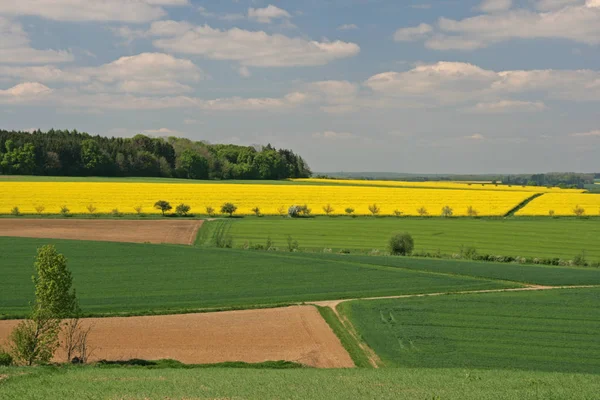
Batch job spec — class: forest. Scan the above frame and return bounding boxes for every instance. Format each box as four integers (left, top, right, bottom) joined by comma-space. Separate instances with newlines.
0, 129, 312, 180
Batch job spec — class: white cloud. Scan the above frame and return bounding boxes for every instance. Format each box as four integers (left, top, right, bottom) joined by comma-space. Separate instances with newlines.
570, 129, 600, 136
142, 127, 179, 135
150, 21, 360, 67
337, 24, 358, 31
238, 66, 251, 78
0, 53, 203, 94
312, 131, 355, 140
0, 82, 52, 97
0, 0, 189, 23
468, 100, 547, 113
478, 0, 512, 12
0, 17, 73, 64
464, 133, 485, 140
394, 23, 433, 41
109, 26, 149, 45
306, 80, 359, 113
396, 2, 600, 50
248, 5, 291, 24
197, 6, 244, 21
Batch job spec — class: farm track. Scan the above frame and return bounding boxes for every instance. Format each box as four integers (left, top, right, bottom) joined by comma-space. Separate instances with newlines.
0, 219, 203, 245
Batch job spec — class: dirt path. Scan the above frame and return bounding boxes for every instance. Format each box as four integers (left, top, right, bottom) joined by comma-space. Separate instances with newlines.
0, 219, 203, 245
0, 306, 354, 369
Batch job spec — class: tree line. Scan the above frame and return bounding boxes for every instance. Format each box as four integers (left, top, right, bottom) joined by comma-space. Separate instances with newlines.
0, 129, 312, 180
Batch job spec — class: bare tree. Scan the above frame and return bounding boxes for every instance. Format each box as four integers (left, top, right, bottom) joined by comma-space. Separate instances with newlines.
441, 205, 453, 217
368, 204, 380, 216
573, 205, 585, 217
322, 204, 334, 215
467, 206, 478, 217
417, 206, 428, 216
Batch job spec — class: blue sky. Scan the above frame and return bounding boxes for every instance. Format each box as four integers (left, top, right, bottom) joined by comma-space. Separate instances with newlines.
0, 0, 599, 173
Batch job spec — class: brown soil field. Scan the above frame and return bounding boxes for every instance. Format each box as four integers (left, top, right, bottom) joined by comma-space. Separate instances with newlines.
0, 306, 354, 368
0, 219, 203, 245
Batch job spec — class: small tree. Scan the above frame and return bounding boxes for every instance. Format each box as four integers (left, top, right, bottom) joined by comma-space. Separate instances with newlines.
441, 205, 453, 217
368, 203, 380, 216
221, 202, 237, 217
133, 205, 143, 215
154, 200, 172, 216
86, 204, 97, 215
277, 206, 287, 216
35, 205, 45, 215
467, 206, 478, 217
389, 233, 414, 256
548, 209, 555, 217
206, 206, 215, 217
573, 205, 585, 217
251, 206, 261, 217
111, 208, 123, 217
60, 205, 70, 217
176, 203, 191, 216
417, 206, 428, 216
10, 206, 21, 216
393, 209, 403, 217
345, 207, 355, 216
323, 204, 334, 215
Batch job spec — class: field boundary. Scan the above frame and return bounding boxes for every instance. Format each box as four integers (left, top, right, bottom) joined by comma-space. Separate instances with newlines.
504, 193, 544, 216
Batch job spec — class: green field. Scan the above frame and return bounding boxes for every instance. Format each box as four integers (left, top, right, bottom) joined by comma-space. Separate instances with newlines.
342, 288, 600, 373
223, 217, 600, 261
0, 237, 512, 318
2, 365, 600, 400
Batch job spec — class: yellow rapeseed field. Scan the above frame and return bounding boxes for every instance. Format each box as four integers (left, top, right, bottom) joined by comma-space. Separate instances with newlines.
0, 182, 533, 216
293, 178, 585, 193
516, 193, 600, 216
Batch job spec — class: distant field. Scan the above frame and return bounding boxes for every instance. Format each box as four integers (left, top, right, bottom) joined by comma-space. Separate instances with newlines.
2, 366, 600, 400
517, 193, 600, 216
0, 237, 510, 318
224, 217, 600, 261
0, 181, 532, 216
343, 288, 600, 373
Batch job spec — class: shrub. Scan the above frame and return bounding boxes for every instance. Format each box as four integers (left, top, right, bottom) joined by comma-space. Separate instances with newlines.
467, 206, 478, 217
154, 200, 172, 216
0, 349, 13, 366
10, 206, 20, 216
286, 235, 299, 252
338, 249, 351, 254
417, 206, 428, 216
322, 204, 334, 215
176, 203, 191, 216
251, 206, 261, 217
205, 206, 215, 217
133, 205, 143, 215
345, 207, 355, 216
573, 251, 587, 267
35, 205, 45, 215
573, 205, 585, 217
86, 204, 97, 215
389, 233, 414, 256
368, 203, 380, 216
548, 209, 555, 217
221, 202, 237, 217
393, 209, 403, 217
60, 205, 70, 216
441, 205, 453, 217
288, 205, 310, 218
461, 246, 479, 260
111, 208, 123, 217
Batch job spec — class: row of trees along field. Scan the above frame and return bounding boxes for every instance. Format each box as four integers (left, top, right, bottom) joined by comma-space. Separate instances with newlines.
0, 129, 312, 180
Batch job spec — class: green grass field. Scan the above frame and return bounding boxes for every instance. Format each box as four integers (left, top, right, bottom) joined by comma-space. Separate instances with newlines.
0, 237, 512, 318
224, 217, 600, 261
2, 365, 600, 400
342, 288, 600, 373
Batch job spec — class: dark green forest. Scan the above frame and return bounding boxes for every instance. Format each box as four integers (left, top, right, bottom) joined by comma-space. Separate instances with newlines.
0, 129, 311, 180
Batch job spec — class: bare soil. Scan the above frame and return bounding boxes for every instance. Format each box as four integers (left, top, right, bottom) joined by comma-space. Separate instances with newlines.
0, 219, 203, 245
0, 306, 354, 368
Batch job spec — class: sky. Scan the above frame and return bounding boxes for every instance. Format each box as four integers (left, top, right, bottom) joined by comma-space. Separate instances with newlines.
0, 0, 599, 174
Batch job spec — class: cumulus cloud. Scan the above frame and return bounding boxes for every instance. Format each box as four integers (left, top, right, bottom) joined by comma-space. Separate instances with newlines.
0, 82, 52, 97
150, 21, 360, 67
248, 5, 291, 23
394, 23, 433, 41
0, 17, 73, 64
394, 1, 600, 50
0, 53, 203, 94
468, 100, 547, 113
0, 0, 189, 23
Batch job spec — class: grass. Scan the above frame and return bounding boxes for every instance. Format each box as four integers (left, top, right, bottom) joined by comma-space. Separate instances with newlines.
0, 237, 511, 318
342, 288, 600, 373
2, 365, 600, 400
299, 252, 600, 286
224, 216, 600, 261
